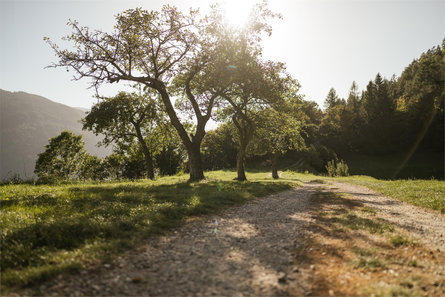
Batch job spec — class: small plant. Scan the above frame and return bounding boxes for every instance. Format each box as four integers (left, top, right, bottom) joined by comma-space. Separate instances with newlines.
325, 159, 349, 177
351, 247, 374, 257
391, 235, 412, 247
361, 206, 377, 216
356, 257, 385, 269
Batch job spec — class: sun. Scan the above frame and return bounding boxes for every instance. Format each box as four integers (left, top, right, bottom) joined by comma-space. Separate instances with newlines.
222, 0, 258, 28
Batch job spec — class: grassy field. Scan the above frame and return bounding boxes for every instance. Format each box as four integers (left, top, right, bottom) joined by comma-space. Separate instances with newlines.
0, 171, 300, 292
1, 170, 444, 293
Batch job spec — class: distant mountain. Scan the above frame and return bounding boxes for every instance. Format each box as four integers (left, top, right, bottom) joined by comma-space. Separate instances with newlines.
74, 107, 90, 112
0, 89, 111, 180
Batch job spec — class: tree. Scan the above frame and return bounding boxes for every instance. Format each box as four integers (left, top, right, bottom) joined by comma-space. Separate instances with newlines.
323, 88, 343, 110
201, 123, 237, 170
82, 91, 168, 180
80, 154, 105, 180
46, 4, 277, 181
300, 100, 323, 146
361, 73, 396, 153
35, 131, 87, 181
220, 57, 291, 180
396, 43, 444, 152
252, 94, 305, 179
342, 81, 365, 151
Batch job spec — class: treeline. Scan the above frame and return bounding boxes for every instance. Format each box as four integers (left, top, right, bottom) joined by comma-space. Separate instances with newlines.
319, 43, 444, 155
33, 40, 444, 183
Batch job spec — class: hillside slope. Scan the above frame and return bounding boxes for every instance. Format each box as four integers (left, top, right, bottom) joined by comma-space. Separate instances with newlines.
0, 89, 111, 179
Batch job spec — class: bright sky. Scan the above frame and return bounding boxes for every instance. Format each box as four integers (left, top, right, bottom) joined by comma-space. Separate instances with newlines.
1, 0, 444, 110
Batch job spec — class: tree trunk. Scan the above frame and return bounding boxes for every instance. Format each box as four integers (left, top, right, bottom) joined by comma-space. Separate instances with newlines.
134, 127, 155, 180
142, 149, 155, 180
236, 143, 247, 181
188, 143, 205, 182
232, 114, 254, 181
154, 82, 206, 182
271, 152, 279, 179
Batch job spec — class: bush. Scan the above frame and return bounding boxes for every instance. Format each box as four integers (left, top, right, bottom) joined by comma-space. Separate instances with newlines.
326, 159, 349, 177
34, 131, 87, 182
326, 160, 336, 177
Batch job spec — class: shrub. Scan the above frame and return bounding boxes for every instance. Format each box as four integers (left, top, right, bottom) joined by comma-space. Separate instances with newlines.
326, 159, 349, 177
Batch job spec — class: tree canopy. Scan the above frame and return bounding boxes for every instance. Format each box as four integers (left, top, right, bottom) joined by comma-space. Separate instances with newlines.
34, 131, 88, 182
82, 91, 169, 179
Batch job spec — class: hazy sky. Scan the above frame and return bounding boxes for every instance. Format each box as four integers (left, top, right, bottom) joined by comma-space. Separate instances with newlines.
0, 0, 444, 110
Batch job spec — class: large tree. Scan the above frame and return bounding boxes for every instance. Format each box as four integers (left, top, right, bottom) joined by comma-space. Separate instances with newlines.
221, 56, 292, 180
82, 91, 168, 179
46, 4, 276, 181
251, 94, 305, 179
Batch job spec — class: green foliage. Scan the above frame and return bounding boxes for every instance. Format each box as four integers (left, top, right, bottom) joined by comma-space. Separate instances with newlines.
317, 42, 444, 165
34, 131, 88, 182
252, 95, 306, 157
0, 171, 298, 291
325, 159, 349, 177
83, 91, 172, 179
80, 155, 104, 180
201, 123, 238, 170
390, 235, 413, 247
156, 145, 185, 176
325, 160, 336, 177
323, 88, 345, 110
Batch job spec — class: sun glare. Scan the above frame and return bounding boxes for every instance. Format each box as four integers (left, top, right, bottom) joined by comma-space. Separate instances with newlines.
222, 0, 257, 28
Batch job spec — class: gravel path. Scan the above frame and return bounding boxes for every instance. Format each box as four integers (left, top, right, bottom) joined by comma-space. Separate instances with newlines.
35, 185, 319, 297
26, 181, 445, 296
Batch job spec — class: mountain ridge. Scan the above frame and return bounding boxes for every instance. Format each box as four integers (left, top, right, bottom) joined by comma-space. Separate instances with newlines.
0, 89, 111, 180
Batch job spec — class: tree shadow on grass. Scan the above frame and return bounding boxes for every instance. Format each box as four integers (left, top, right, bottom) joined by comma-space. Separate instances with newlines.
1, 179, 293, 290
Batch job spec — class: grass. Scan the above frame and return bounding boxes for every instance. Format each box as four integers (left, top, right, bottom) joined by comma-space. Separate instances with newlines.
2, 169, 444, 294
390, 235, 414, 247
284, 171, 445, 213
0, 170, 301, 293
337, 176, 445, 213
355, 257, 386, 269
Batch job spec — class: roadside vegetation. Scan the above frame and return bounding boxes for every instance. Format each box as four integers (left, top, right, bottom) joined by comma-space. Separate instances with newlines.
336, 176, 445, 213
284, 171, 445, 213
